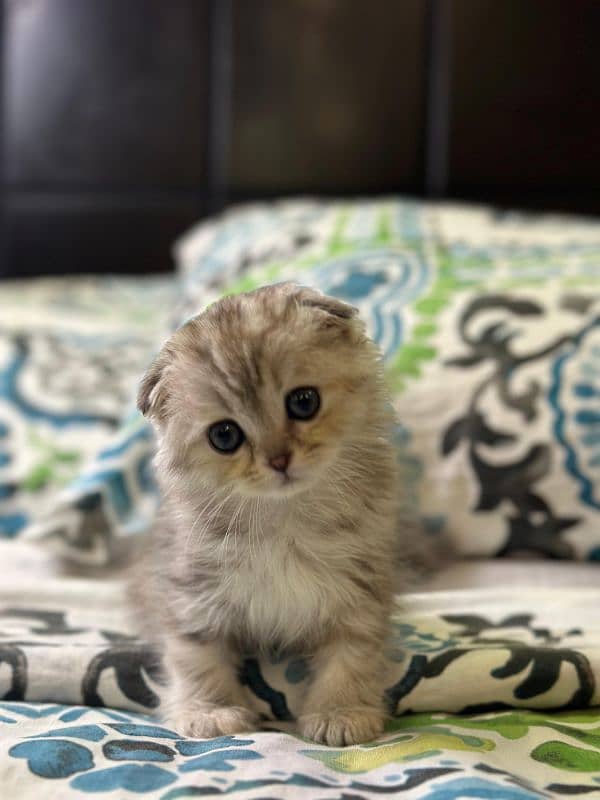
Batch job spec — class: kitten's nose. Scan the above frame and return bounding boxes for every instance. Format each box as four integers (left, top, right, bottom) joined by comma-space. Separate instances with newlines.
269, 452, 291, 473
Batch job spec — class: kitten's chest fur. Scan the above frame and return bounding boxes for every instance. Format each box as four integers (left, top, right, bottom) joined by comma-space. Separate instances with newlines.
224, 520, 341, 649
163, 491, 395, 652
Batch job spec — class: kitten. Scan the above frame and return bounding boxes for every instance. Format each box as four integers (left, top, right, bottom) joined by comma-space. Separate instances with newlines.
135, 283, 405, 746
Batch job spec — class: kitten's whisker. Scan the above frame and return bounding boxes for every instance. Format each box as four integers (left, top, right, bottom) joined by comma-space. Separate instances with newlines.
186, 489, 229, 552
186, 498, 213, 552
256, 497, 265, 541
192, 492, 233, 554
248, 498, 257, 562
233, 498, 245, 562
250, 497, 264, 560
221, 505, 235, 560
221, 496, 246, 564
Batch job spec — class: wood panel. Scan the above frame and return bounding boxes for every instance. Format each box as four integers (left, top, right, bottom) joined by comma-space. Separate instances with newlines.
3, 0, 600, 277
449, 0, 600, 212
4, 192, 201, 276
230, 0, 425, 194
4, 0, 210, 189
2, 0, 211, 277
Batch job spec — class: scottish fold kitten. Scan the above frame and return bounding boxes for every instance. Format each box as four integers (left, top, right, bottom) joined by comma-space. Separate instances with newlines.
135, 283, 406, 746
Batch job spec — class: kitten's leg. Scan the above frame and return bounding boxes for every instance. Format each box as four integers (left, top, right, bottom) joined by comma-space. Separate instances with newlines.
161, 636, 259, 738
298, 619, 388, 746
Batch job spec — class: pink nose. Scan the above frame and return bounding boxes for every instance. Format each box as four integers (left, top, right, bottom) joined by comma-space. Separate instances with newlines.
269, 452, 291, 473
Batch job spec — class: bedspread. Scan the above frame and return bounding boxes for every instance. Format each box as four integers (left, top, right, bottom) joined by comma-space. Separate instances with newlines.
2, 569, 600, 797
2, 212, 600, 797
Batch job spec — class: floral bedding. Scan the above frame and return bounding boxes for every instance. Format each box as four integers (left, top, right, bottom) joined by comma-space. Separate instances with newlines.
4, 199, 600, 563
2, 572, 600, 798
1, 199, 600, 797
4, 703, 600, 799
0, 276, 172, 559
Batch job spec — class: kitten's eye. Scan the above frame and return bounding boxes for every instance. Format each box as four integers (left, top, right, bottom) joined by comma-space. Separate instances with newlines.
207, 420, 245, 453
286, 387, 320, 421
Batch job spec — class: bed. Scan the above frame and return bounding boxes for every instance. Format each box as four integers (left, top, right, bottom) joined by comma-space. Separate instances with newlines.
1, 197, 600, 798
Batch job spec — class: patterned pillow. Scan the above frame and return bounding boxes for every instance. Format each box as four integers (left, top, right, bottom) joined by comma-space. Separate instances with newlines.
22, 199, 600, 562
0, 277, 174, 562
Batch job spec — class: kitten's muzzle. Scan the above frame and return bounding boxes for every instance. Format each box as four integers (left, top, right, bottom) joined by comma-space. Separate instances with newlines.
269, 452, 291, 473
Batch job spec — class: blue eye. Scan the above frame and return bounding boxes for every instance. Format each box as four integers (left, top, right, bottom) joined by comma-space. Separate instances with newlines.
286, 387, 320, 421
208, 420, 244, 453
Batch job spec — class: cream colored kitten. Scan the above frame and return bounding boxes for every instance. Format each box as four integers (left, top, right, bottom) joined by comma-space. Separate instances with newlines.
135, 283, 404, 746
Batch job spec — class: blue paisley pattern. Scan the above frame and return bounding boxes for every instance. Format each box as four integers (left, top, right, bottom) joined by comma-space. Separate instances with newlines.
550, 319, 600, 511
312, 247, 431, 358
0, 277, 172, 559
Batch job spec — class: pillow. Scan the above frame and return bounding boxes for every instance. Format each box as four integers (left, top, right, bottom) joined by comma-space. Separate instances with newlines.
23, 199, 600, 562
0, 277, 175, 561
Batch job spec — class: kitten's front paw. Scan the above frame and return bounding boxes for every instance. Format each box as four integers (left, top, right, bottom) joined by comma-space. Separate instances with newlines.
165, 705, 260, 739
298, 707, 384, 746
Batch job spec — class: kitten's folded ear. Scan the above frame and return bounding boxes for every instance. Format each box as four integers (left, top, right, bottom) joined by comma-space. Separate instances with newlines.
286, 284, 359, 321
137, 352, 169, 420
300, 293, 358, 320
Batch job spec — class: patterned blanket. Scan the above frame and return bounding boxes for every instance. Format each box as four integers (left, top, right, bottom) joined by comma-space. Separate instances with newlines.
1, 202, 600, 797
2, 572, 600, 797
4, 703, 600, 799
2, 578, 599, 716
4, 199, 600, 563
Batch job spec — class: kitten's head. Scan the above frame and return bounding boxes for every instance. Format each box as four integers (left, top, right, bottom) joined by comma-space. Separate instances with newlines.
138, 284, 386, 499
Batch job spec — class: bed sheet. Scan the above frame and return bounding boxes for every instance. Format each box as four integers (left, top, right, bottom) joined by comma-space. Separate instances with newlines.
2, 560, 600, 798
2, 246, 600, 797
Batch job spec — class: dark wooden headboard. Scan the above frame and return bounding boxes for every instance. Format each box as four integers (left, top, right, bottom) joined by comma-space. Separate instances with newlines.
1, 0, 599, 278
